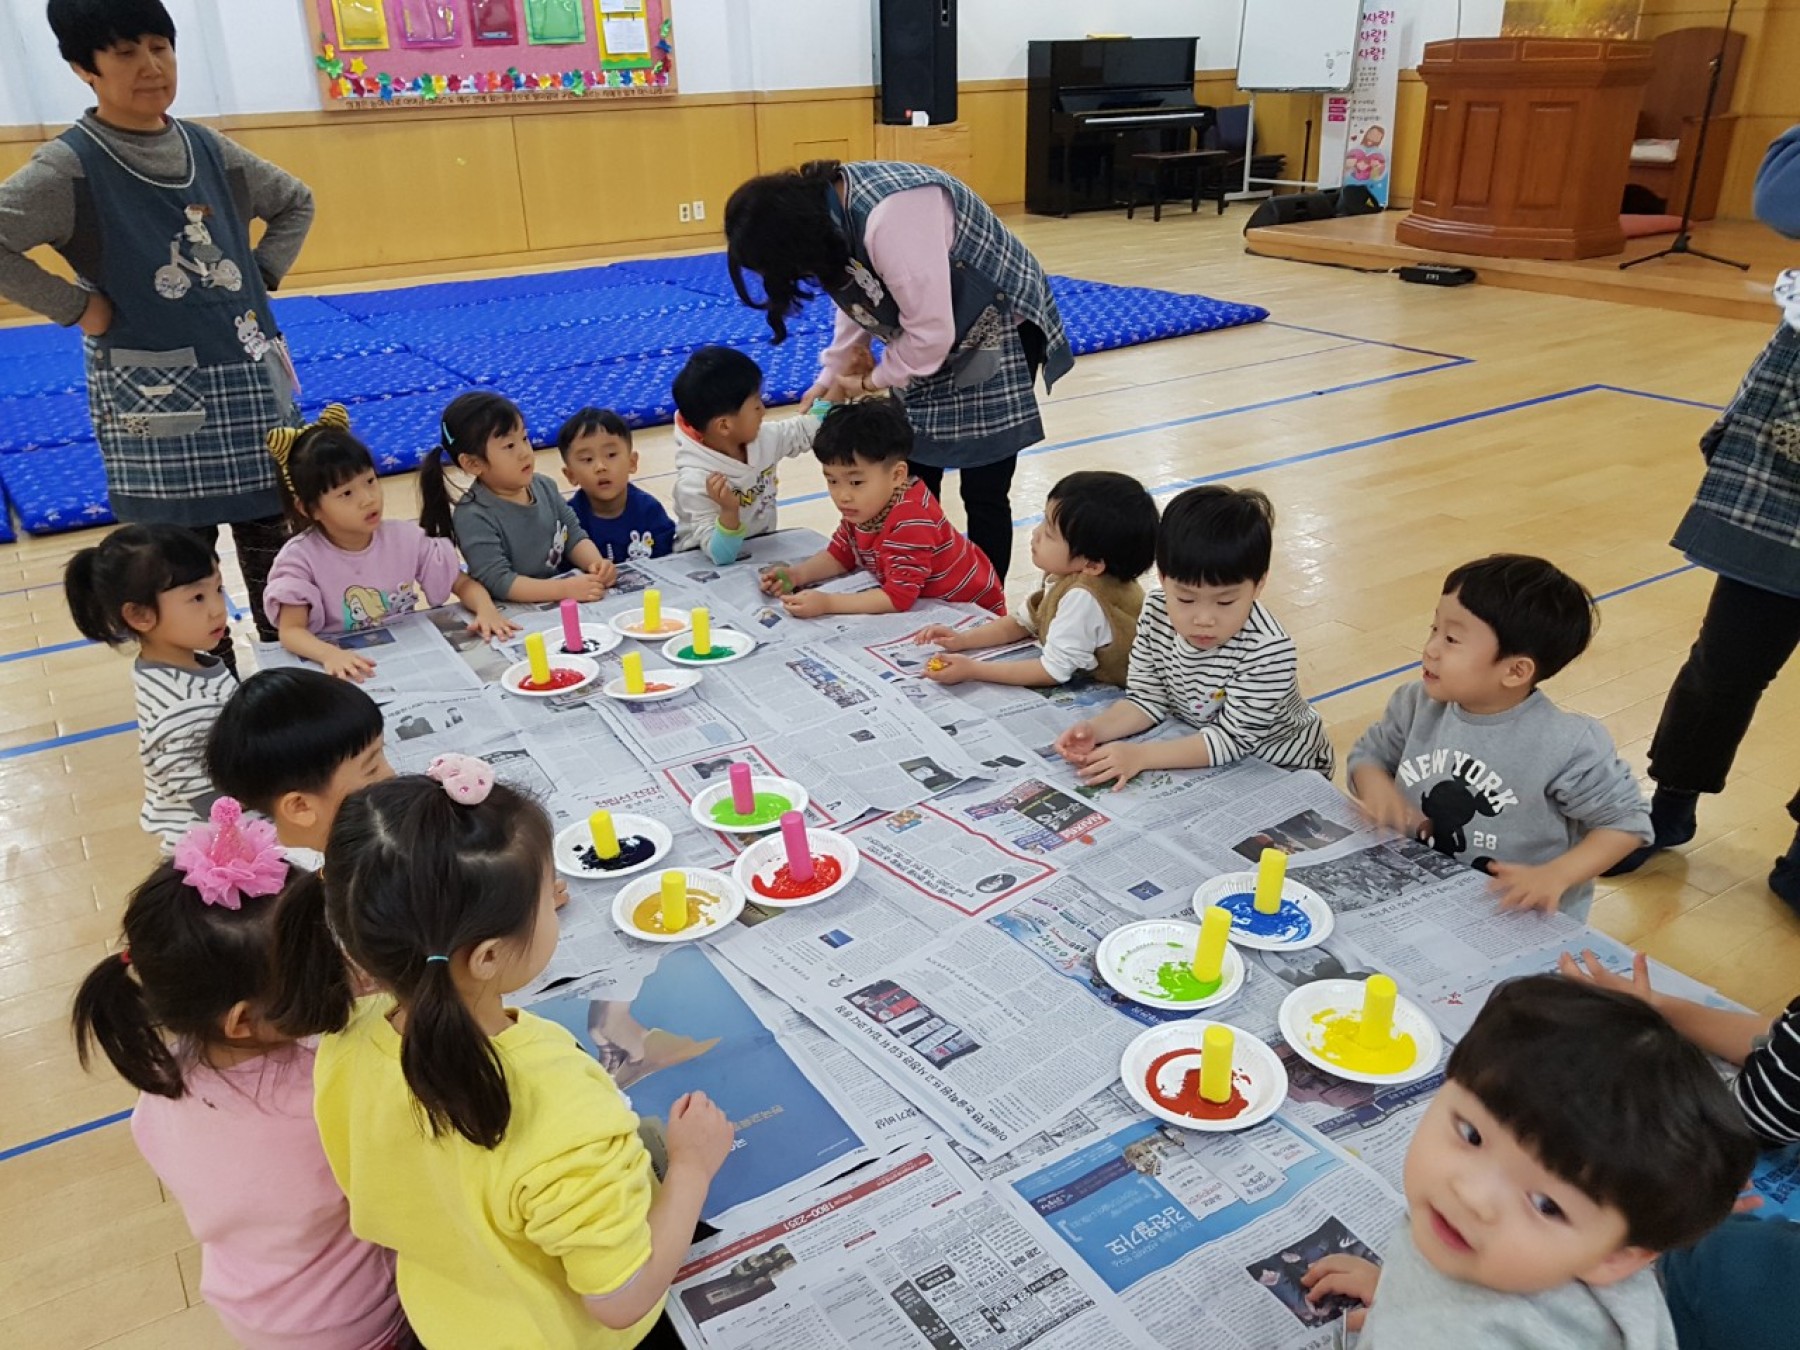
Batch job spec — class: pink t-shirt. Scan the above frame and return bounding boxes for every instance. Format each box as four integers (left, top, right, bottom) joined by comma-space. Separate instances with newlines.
819, 185, 959, 391
263, 520, 462, 636
131, 1045, 407, 1350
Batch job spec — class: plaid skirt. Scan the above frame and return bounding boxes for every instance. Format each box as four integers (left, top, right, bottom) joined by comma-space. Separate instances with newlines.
84, 337, 297, 524
898, 318, 1045, 470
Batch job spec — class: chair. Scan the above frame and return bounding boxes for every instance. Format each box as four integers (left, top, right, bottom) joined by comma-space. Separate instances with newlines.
1625, 27, 1744, 222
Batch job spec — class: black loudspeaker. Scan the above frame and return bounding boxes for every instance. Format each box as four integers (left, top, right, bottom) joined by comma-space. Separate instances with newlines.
876, 0, 957, 127
1245, 186, 1384, 229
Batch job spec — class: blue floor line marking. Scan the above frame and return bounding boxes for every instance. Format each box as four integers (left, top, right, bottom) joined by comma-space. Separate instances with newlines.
1589, 385, 1725, 414
0, 1109, 132, 1163
1263, 320, 1472, 364
0, 637, 89, 664
1046, 340, 1366, 407
0, 720, 136, 762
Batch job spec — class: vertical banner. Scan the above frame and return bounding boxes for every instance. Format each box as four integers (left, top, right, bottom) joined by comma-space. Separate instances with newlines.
1319, 3, 1401, 204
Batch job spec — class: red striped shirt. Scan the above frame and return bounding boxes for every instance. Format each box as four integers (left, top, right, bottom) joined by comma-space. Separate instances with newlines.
827, 480, 1006, 614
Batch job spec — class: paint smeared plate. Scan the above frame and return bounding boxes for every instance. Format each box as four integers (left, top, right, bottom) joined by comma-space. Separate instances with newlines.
1121, 1020, 1287, 1133
553, 814, 672, 881
612, 868, 746, 944
535, 622, 621, 658
1096, 920, 1246, 1012
611, 607, 693, 641
601, 669, 702, 703
1278, 978, 1444, 1086
1192, 873, 1333, 951
689, 776, 811, 835
662, 629, 757, 667
500, 654, 600, 700
733, 827, 860, 908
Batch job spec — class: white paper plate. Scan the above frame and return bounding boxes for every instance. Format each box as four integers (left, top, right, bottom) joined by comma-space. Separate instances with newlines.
1096, 920, 1246, 1012
500, 654, 600, 699
612, 868, 746, 943
536, 622, 622, 658
1278, 978, 1444, 1086
689, 775, 810, 835
601, 669, 703, 703
662, 628, 757, 667
553, 814, 672, 881
1192, 873, 1334, 951
1120, 1020, 1288, 1133
611, 607, 693, 641
733, 828, 860, 908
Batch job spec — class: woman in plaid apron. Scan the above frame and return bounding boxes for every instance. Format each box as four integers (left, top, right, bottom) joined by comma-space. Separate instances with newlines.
725, 160, 1072, 581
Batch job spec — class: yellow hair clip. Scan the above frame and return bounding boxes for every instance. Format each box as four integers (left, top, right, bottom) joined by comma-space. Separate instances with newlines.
267, 403, 352, 489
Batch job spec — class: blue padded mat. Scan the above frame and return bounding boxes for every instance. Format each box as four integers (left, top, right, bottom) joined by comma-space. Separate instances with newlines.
0, 350, 87, 398
0, 392, 94, 453
293, 351, 468, 405
0, 440, 114, 534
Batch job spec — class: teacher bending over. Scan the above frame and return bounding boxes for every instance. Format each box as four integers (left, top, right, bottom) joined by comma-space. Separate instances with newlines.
724, 160, 1072, 581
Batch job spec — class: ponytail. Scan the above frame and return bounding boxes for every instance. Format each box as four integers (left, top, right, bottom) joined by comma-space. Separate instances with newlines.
417, 441, 458, 541
63, 545, 121, 644
402, 958, 512, 1147
422, 390, 527, 541
62, 523, 218, 646
72, 952, 183, 1097
266, 870, 355, 1037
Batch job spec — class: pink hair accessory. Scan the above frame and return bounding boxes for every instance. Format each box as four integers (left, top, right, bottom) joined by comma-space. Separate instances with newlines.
427, 753, 495, 806
172, 798, 288, 911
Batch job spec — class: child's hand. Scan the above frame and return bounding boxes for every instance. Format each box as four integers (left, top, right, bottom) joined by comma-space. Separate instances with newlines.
665, 1090, 734, 1178
1078, 742, 1148, 790
1487, 860, 1566, 913
781, 589, 833, 619
560, 572, 609, 603
705, 474, 742, 529
587, 557, 619, 588
467, 607, 519, 641
923, 652, 980, 685
321, 647, 378, 683
1355, 778, 1425, 836
1053, 722, 1097, 765
1302, 1254, 1378, 1332
760, 565, 793, 596
1558, 948, 1656, 1004
553, 878, 570, 911
913, 624, 960, 651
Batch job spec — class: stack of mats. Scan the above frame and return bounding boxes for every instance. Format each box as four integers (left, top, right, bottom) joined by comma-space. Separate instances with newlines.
0, 252, 1266, 537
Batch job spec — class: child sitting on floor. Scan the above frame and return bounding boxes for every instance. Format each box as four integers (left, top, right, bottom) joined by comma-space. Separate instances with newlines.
760, 399, 1005, 618
264, 404, 515, 683
1303, 974, 1752, 1348
420, 391, 617, 604
914, 470, 1157, 687
557, 407, 675, 563
1347, 555, 1650, 917
1054, 485, 1332, 788
64, 524, 236, 851
72, 803, 408, 1350
671, 345, 821, 563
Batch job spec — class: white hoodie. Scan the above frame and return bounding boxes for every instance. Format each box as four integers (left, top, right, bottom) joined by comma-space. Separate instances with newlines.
671, 412, 821, 560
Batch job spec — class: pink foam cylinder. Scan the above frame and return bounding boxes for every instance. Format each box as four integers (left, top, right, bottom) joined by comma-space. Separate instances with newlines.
559, 599, 583, 653
729, 763, 755, 816
779, 811, 815, 882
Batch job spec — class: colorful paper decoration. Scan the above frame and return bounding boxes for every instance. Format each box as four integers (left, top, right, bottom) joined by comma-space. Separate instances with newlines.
525, 0, 585, 44
332, 0, 390, 49
399, 0, 459, 47
471, 0, 520, 43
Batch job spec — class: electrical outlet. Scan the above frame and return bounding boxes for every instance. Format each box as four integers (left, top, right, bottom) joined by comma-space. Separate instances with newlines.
678, 203, 692, 224
691, 199, 706, 221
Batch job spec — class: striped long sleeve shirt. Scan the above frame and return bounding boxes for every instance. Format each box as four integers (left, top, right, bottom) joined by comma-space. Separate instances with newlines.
1123, 591, 1335, 775
826, 480, 1006, 614
1737, 999, 1800, 1146
135, 656, 236, 851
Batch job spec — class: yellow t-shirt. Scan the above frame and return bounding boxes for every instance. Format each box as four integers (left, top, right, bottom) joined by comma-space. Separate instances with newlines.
314, 997, 662, 1349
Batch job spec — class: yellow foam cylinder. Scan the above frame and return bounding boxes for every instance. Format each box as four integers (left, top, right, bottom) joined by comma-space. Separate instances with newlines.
589, 810, 619, 860
642, 589, 662, 631
1200, 1024, 1235, 1104
1359, 974, 1398, 1050
1254, 847, 1287, 915
659, 871, 688, 932
621, 651, 646, 695
1191, 905, 1232, 983
524, 631, 551, 685
692, 607, 713, 655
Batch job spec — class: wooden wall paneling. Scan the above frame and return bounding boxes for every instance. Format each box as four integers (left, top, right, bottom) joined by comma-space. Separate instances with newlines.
871, 121, 974, 183
752, 95, 875, 176
958, 83, 1027, 205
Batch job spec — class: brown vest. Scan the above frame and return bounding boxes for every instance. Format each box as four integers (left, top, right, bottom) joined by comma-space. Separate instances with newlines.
1025, 572, 1144, 687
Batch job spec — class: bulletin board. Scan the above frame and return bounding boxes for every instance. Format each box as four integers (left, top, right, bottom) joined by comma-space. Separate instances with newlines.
307, 1, 675, 108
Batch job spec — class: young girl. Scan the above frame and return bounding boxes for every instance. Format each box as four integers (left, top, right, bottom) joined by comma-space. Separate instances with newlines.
66, 523, 237, 850
419, 391, 619, 605
72, 799, 408, 1349
269, 760, 732, 1348
263, 405, 515, 683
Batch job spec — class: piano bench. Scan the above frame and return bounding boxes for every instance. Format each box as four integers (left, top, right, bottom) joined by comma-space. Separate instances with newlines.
1127, 150, 1231, 222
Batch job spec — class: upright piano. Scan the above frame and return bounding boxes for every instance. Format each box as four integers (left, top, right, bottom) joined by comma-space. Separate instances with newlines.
1026, 37, 1213, 217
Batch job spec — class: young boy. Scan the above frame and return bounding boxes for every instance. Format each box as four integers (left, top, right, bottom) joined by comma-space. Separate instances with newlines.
205, 668, 391, 855
557, 407, 675, 563
1347, 555, 1651, 917
671, 345, 819, 563
1303, 975, 1753, 1348
1054, 485, 1332, 788
759, 400, 1004, 618
915, 470, 1157, 688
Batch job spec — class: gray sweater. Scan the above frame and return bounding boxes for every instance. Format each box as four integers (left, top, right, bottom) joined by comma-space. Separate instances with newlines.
1358, 1222, 1676, 1350
1347, 683, 1650, 918
0, 111, 314, 326
453, 475, 590, 600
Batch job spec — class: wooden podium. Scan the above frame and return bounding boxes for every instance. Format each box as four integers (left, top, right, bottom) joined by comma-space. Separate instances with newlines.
1398, 38, 1654, 260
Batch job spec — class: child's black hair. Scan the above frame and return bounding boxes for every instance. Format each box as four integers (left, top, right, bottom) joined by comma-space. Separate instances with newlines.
555, 407, 632, 458
812, 399, 912, 466
268, 776, 553, 1149
205, 669, 385, 816
1447, 974, 1756, 1251
64, 523, 218, 646
724, 161, 852, 345
1155, 485, 1273, 587
419, 390, 527, 540
672, 346, 764, 432
1045, 471, 1158, 580
1442, 554, 1596, 683
72, 849, 295, 1098
273, 417, 378, 534
48, 0, 175, 72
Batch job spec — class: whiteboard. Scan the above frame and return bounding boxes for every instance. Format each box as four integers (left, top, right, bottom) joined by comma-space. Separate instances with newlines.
1236, 0, 1362, 91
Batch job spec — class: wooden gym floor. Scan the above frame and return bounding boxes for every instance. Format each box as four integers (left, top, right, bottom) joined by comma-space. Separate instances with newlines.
0, 207, 1794, 1347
